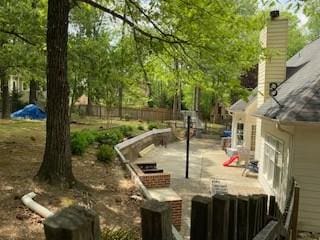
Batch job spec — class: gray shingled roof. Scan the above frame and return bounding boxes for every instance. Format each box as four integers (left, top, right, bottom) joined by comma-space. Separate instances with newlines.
229, 89, 257, 112
256, 38, 320, 122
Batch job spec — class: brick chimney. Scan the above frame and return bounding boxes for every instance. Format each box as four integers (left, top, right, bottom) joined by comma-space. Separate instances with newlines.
257, 11, 288, 107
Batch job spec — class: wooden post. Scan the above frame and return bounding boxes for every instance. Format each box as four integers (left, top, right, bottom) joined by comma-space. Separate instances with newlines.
248, 196, 258, 239
190, 196, 212, 240
237, 196, 249, 240
141, 200, 173, 240
227, 194, 238, 240
291, 185, 300, 240
185, 115, 191, 179
269, 196, 276, 217
43, 205, 100, 240
212, 194, 230, 240
261, 195, 268, 226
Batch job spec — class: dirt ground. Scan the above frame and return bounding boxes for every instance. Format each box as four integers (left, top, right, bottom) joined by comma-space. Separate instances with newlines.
0, 119, 143, 240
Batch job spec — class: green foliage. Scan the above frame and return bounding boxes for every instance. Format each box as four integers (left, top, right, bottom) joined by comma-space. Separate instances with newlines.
97, 144, 115, 163
96, 131, 122, 145
71, 126, 134, 156
70, 132, 90, 156
102, 228, 139, 240
137, 125, 144, 131
304, 0, 320, 41
282, 12, 307, 59
118, 125, 134, 138
148, 123, 159, 130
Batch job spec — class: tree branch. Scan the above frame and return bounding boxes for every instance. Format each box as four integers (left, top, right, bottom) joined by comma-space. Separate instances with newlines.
0, 28, 35, 45
126, 0, 184, 42
78, 0, 188, 44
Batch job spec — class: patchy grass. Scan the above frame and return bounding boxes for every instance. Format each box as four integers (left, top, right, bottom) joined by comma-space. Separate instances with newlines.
0, 119, 145, 240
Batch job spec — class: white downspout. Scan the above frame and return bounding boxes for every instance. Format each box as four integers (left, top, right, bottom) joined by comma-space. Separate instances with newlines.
21, 192, 54, 218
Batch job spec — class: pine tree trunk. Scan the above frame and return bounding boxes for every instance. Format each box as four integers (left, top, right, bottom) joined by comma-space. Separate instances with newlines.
0, 70, 10, 119
29, 79, 38, 104
36, 0, 75, 186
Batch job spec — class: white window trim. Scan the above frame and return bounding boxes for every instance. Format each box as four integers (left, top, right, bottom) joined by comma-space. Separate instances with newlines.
263, 134, 284, 191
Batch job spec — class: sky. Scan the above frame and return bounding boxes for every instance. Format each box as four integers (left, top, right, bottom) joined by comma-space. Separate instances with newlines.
277, 0, 308, 26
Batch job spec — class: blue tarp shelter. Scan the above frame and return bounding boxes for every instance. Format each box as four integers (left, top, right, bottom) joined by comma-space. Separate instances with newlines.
11, 104, 46, 120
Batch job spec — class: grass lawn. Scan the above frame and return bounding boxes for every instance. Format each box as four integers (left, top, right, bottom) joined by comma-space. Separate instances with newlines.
0, 117, 162, 240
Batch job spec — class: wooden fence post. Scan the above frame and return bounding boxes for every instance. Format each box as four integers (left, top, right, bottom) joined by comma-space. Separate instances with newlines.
141, 200, 173, 240
291, 184, 300, 240
269, 196, 276, 217
228, 194, 238, 240
190, 196, 212, 240
237, 196, 249, 240
212, 194, 230, 240
43, 205, 100, 240
248, 196, 259, 239
261, 195, 268, 226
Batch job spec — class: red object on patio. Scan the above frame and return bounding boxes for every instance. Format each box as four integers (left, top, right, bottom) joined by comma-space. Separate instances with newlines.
223, 155, 239, 167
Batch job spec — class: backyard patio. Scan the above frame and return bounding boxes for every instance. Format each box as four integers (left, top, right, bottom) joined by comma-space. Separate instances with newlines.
137, 137, 264, 238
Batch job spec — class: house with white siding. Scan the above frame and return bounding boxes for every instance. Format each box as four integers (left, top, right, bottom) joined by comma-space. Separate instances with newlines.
229, 11, 320, 232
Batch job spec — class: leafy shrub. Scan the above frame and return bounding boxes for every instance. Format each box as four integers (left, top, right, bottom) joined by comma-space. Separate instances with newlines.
71, 132, 89, 155
119, 125, 134, 137
96, 129, 124, 145
137, 125, 144, 131
81, 130, 97, 144
97, 144, 115, 163
102, 228, 139, 240
148, 123, 159, 130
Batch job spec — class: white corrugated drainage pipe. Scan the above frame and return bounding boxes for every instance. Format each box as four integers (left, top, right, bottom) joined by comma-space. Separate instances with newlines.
21, 192, 54, 218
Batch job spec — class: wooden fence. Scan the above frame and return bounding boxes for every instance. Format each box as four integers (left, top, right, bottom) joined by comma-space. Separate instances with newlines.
76, 104, 176, 121
42, 183, 299, 240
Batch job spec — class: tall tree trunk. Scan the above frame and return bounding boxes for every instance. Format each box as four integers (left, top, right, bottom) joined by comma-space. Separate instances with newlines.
118, 84, 123, 119
36, 0, 75, 186
86, 79, 93, 116
172, 94, 177, 120
87, 94, 93, 116
193, 87, 200, 112
0, 70, 10, 119
29, 79, 38, 104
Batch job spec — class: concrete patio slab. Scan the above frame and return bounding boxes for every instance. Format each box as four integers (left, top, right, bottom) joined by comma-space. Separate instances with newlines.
137, 137, 264, 239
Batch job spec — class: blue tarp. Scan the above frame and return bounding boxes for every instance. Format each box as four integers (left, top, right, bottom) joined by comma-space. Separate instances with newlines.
222, 130, 232, 137
11, 104, 46, 120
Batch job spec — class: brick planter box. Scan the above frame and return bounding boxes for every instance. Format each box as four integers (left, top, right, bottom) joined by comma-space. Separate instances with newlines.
131, 163, 171, 188
148, 188, 182, 231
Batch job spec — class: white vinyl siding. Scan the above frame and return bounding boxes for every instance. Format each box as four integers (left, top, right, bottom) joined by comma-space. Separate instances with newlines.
292, 126, 320, 232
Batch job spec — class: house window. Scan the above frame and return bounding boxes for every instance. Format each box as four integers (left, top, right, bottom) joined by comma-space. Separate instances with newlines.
263, 135, 283, 190
236, 123, 244, 145
251, 125, 256, 151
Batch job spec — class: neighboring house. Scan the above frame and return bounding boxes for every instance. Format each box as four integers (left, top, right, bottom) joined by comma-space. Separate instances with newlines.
2, 75, 46, 106
8, 75, 28, 93
229, 90, 257, 153
229, 12, 320, 232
